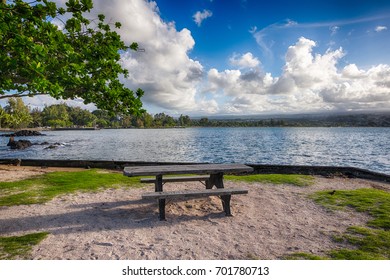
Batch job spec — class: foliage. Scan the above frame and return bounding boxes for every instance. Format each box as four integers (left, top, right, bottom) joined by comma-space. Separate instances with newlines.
41, 103, 72, 128
0, 232, 49, 260
0, 169, 142, 206
2, 97, 32, 128
0, 0, 144, 115
30, 107, 43, 127
226, 174, 315, 187
0, 106, 6, 128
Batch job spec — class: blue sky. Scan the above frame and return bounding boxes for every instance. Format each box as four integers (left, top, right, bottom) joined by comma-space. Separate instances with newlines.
157, 0, 390, 74
5, 0, 390, 116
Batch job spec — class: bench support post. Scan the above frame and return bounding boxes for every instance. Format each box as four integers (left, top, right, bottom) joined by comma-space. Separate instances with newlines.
221, 195, 232, 216
155, 175, 166, 221
158, 199, 166, 221
206, 172, 224, 189
207, 173, 230, 214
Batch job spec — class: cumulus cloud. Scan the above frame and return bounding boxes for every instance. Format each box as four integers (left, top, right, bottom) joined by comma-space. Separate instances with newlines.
205, 37, 390, 113
193, 9, 213, 27
89, 0, 208, 112
375, 25, 387, 32
229, 52, 260, 69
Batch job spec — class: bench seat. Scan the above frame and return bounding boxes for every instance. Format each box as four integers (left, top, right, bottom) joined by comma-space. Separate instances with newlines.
142, 188, 248, 220
140, 175, 210, 184
142, 188, 248, 199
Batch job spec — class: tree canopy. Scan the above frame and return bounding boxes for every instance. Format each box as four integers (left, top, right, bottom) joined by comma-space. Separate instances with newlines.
0, 0, 144, 115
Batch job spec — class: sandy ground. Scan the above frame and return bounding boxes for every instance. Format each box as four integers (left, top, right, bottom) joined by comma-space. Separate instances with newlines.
0, 165, 389, 260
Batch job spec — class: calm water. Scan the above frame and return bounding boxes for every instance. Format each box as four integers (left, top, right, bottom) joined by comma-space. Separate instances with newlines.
0, 127, 389, 174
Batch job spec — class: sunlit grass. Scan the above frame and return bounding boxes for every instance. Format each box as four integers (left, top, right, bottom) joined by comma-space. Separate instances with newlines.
312, 188, 390, 230
295, 188, 390, 260
0, 169, 142, 207
0, 232, 49, 260
226, 174, 315, 187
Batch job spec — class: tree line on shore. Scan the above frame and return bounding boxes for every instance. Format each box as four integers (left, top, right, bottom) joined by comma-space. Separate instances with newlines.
1, 97, 390, 129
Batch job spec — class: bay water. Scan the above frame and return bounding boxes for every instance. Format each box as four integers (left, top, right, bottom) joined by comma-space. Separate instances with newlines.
0, 127, 389, 174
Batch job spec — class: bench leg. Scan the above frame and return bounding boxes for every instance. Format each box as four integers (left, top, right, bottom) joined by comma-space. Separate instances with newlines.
155, 175, 163, 192
221, 195, 232, 216
155, 175, 166, 221
207, 173, 224, 189
158, 199, 166, 221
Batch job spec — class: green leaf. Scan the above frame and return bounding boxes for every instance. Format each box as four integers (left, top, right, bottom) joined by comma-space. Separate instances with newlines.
1, 0, 143, 116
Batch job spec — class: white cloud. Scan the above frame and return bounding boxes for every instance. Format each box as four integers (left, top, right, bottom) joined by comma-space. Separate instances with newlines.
229, 52, 260, 69
90, 0, 207, 112
375, 25, 387, 32
193, 9, 213, 27
205, 37, 390, 114
23, 0, 209, 113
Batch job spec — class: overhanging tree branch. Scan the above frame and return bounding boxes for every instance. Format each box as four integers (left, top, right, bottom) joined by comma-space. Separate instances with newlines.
1, 0, 144, 116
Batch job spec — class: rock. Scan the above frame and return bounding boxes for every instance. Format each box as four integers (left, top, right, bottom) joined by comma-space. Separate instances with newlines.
14, 140, 33, 150
7, 137, 32, 149
45, 145, 58, 149
7, 136, 15, 146
14, 130, 44, 137
1, 130, 45, 137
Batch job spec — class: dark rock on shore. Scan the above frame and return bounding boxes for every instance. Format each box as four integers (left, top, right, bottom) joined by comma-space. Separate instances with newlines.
44, 143, 62, 149
4, 135, 64, 150
7, 137, 33, 150
1, 130, 45, 137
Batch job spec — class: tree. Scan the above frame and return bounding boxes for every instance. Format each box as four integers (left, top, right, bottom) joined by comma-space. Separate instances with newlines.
0, 0, 144, 115
68, 106, 97, 126
30, 107, 43, 127
3, 97, 32, 128
41, 103, 71, 127
141, 112, 153, 128
92, 109, 110, 127
154, 113, 175, 127
199, 117, 209, 126
178, 114, 191, 127
0, 106, 7, 128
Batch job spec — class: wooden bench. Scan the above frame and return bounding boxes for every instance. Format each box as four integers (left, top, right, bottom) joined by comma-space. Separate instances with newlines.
142, 188, 248, 220
124, 164, 254, 221
140, 175, 210, 184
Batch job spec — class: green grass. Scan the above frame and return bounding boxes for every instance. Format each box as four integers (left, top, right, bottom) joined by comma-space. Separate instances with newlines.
226, 174, 315, 187
0, 232, 49, 259
284, 252, 328, 260
0, 169, 142, 207
312, 188, 390, 230
329, 226, 390, 260
301, 188, 390, 260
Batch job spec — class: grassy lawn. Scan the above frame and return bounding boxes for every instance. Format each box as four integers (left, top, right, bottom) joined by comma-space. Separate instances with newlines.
226, 173, 315, 187
0, 232, 49, 260
289, 188, 390, 260
0, 169, 142, 207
